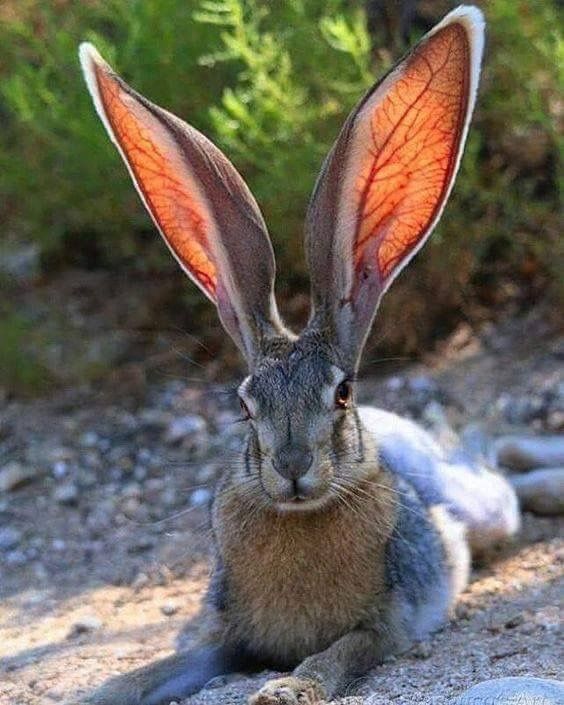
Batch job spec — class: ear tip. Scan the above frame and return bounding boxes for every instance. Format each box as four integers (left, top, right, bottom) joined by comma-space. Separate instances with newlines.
432, 5, 485, 82
78, 42, 108, 75
442, 5, 486, 37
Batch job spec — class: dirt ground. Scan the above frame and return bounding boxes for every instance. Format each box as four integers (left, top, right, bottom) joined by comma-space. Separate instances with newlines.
0, 309, 562, 705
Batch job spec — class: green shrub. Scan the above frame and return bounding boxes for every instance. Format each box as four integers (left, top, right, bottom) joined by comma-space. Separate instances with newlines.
0, 0, 561, 369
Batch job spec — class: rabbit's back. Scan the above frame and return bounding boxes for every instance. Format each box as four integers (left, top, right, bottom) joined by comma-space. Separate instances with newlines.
361, 406, 518, 643
360, 407, 520, 552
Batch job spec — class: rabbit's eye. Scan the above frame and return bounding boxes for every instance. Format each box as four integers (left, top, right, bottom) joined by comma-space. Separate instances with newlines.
335, 380, 351, 409
239, 398, 252, 420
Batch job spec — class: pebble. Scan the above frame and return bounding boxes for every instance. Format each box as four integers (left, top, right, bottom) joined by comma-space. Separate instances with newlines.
189, 488, 212, 507
131, 571, 150, 591
4, 550, 28, 566
510, 468, 564, 515
53, 483, 79, 506
68, 615, 103, 638
128, 536, 156, 553
0, 462, 39, 492
385, 375, 404, 392
52, 460, 68, 478
501, 395, 546, 425
80, 431, 99, 448
454, 677, 564, 705
410, 640, 433, 659
165, 415, 207, 442
0, 527, 22, 551
496, 436, 564, 471
160, 602, 179, 616
407, 375, 440, 413
196, 464, 218, 484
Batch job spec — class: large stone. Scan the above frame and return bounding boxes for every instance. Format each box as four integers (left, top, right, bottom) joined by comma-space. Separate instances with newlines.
453, 677, 564, 705
510, 468, 564, 515
496, 436, 564, 471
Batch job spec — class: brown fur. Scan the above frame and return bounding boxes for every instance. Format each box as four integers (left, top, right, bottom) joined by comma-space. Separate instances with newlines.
213, 467, 396, 666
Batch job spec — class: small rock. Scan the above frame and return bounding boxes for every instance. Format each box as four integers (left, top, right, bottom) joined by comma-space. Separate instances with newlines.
128, 536, 155, 553
215, 410, 239, 433
196, 464, 218, 484
68, 615, 103, 638
131, 571, 150, 591
134, 465, 148, 481
0, 527, 22, 551
510, 468, 564, 515
121, 482, 142, 500
504, 613, 525, 629
159, 488, 177, 508
139, 409, 171, 429
189, 488, 212, 507
80, 431, 99, 448
406, 375, 442, 417
77, 469, 97, 488
410, 641, 432, 659
500, 395, 546, 426
486, 610, 524, 633
496, 436, 564, 471
53, 483, 79, 506
547, 410, 564, 432
385, 376, 404, 392
160, 602, 179, 616
454, 677, 564, 705
5, 549, 28, 566
52, 461, 68, 479
165, 415, 207, 445
0, 462, 39, 492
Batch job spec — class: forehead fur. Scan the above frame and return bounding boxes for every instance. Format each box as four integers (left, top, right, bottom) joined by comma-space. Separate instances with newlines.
247, 329, 346, 410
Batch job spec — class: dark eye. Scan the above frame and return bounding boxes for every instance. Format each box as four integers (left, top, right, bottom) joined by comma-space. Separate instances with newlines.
239, 397, 252, 420
335, 380, 352, 409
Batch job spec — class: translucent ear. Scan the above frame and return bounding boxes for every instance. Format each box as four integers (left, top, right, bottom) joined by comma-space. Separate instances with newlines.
79, 43, 283, 366
306, 6, 484, 366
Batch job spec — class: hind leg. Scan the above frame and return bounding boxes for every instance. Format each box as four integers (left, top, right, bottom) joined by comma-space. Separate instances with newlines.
435, 459, 520, 553
361, 408, 520, 554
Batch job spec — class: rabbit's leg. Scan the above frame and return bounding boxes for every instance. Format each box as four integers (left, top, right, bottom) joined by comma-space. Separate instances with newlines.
434, 459, 520, 552
82, 645, 250, 705
249, 629, 385, 705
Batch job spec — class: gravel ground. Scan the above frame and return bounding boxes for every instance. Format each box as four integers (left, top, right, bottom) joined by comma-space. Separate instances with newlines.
0, 310, 562, 705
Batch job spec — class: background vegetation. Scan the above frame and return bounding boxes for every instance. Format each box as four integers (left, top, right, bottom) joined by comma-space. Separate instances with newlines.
0, 0, 562, 393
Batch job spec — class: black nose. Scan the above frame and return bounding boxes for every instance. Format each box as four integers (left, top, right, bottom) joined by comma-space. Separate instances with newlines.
273, 445, 313, 480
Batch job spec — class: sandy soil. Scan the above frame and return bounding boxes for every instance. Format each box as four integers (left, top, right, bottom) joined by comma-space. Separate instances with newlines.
1, 311, 562, 705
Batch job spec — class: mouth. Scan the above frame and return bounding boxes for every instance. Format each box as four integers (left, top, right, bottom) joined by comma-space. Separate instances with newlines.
274, 493, 331, 513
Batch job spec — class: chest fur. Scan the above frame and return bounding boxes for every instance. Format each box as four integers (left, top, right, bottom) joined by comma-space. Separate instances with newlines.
212, 490, 395, 665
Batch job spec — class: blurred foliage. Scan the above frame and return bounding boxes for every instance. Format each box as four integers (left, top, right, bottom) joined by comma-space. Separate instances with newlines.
0, 0, 562, 392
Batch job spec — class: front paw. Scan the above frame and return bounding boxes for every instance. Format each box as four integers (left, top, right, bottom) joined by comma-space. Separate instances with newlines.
249, 676, 326, 705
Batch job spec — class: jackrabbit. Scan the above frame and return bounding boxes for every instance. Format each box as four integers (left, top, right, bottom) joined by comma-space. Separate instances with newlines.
79, 6, 521, 705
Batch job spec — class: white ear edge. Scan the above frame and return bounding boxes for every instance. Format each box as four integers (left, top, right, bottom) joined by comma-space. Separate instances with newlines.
376, 4, 485, 299
79, 43, 115, 150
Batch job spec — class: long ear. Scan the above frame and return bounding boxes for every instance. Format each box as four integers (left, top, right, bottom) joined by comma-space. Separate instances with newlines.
79, 44, 283, 367
306, 6, 484, 367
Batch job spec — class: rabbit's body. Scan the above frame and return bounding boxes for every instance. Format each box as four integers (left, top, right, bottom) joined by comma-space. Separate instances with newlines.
208, 402, 517, 671
78, 6, 524, 705
211, 460, 396, 667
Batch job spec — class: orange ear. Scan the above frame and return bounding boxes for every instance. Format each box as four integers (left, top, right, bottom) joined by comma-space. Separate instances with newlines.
306, 6, 484, 363
79, 44, 282, 363
350, 19, 473, 283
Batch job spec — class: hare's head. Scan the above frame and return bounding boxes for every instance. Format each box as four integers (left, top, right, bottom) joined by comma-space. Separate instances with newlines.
80, 6, 484, 511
